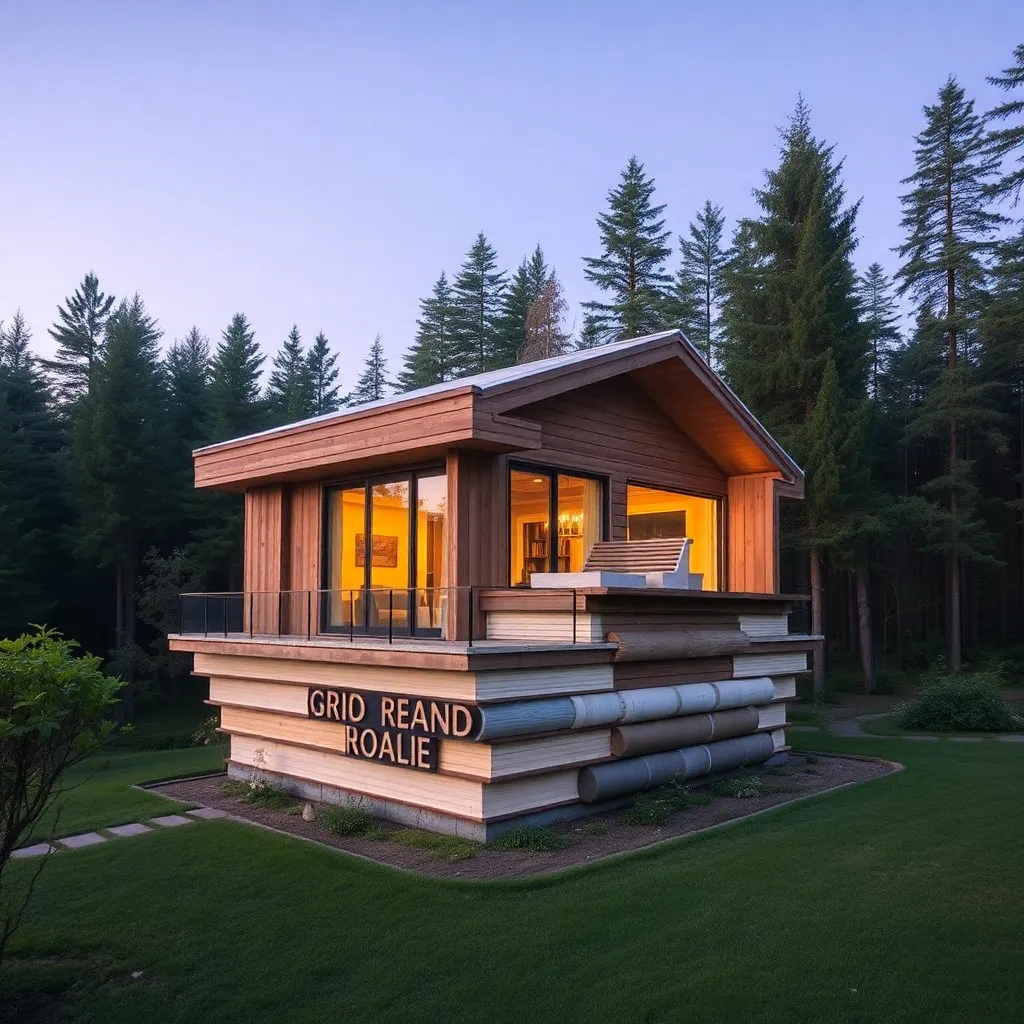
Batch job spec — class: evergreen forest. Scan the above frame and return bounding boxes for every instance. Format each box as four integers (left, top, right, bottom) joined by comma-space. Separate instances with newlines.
3, 45, 1024, 706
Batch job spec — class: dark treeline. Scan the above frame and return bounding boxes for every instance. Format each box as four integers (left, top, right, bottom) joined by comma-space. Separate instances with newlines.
2, 45, 1023, 705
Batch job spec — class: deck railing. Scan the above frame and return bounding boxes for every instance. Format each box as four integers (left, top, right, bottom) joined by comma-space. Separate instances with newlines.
177, 587, 583, 647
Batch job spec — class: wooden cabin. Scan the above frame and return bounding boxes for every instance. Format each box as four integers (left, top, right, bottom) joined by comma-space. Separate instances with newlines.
169, 330, 816, 839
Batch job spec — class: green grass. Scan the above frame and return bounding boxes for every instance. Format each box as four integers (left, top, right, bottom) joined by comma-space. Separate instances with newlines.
27, 746, 225, 843
5, 734, 1023, 1023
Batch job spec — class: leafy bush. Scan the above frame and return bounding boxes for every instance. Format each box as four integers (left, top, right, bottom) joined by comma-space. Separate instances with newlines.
0, 628, 123, 963
245, 784, 296, 810
321, 806, 375, 837
489, 826, 568, 852
391, 829, 478, 861
138, 731, 196, 751
579, 820, 608, 837
896, 673, 1024, 732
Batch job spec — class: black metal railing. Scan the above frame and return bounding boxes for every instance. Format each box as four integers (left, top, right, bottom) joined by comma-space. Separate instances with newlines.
176, 586, 586, 647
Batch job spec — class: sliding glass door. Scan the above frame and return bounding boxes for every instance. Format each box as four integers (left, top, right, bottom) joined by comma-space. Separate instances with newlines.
324, 469, 447, 635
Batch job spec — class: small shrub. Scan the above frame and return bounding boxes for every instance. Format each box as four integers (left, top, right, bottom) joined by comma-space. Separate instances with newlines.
391, 829, 478, 861
579, 820, 608, 837
192, 714, 221, 747
489, 826, 568, 852
621, 778, 710, 826
710, 775, 765, 799
897, 673, 1023, 732
138, 731, 196, 751
219, 779, 250, 798
245, 783, 295, 810
321, 806, 375, 837
363, 824, 391, 841
804, 752, 819, 765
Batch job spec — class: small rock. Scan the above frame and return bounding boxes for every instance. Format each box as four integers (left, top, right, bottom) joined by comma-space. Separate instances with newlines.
131, 970, 145, 980
302, 802, 316, 822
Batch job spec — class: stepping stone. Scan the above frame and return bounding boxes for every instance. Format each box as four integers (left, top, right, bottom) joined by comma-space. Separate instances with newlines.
106, 822, 154, 837
58, 832, 107, 849
149, 814, 194, 828
11, 843, 58, 858
188, 807, 229, 820
949, 736, 982, 743
903, 735, 939, 742
997, 734, 1024, 743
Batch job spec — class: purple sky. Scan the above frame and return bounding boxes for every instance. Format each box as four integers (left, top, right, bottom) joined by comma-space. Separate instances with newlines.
2, 1, 1021, 388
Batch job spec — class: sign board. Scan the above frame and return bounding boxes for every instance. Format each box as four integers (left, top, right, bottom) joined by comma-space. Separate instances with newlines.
307, 687, 481, 773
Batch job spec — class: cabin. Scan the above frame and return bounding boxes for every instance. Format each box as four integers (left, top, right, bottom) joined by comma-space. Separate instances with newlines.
169, 330, 817, 839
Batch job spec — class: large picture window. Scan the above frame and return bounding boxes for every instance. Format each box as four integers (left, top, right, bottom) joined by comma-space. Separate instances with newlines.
324, 469, 447, 635
626, 483, 720, 590
510, 467, 606, 585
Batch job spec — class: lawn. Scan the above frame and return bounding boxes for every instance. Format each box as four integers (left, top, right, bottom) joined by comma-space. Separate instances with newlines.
4, 733, 1023, 1023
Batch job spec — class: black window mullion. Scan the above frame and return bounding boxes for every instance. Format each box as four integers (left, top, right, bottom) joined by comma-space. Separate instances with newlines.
549, 471, 558, 573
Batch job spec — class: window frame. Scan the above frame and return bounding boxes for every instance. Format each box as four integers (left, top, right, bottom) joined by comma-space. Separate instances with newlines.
625, 478, 725, 591
508, 461, 609, 584
320, 463, 446, 636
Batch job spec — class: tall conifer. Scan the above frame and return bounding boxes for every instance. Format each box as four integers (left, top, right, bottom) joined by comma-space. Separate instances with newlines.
69, 296, 170, 714
496, 246, 551, 366
986, 43, 1024, 206
896, 77, 1005, 670
723, 101, 870, 691
581, 157, 672, 346
346, 334, 392, 405
399, 273, 462, 390
307, 331, 341, 415
452, 233, 507, 373
856, 263, 902, 396
266, 324, 315, 425
667, 201, 729, 363
43, 271, 115, 403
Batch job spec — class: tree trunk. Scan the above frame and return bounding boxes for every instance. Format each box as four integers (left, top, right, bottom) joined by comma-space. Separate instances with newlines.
856, 560, 876, 694
946, 174, 962, 673
810, 548, 826, 696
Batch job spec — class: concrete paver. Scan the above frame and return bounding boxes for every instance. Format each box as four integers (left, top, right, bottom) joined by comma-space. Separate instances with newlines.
11, 843, 58, 858
188, 807, 229, 820
149, 814, 194, 828
106, 822, 154, 837
58, 832, 107, 849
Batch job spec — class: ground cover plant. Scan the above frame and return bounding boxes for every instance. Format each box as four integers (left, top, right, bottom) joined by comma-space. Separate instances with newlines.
3, 731, 1022, 1023
895, 672, 1024, 732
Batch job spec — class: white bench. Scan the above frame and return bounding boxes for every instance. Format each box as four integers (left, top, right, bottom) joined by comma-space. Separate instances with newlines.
530, 538, 703, 590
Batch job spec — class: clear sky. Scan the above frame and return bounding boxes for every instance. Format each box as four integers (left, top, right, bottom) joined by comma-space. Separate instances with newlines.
1, 1, 1021, 388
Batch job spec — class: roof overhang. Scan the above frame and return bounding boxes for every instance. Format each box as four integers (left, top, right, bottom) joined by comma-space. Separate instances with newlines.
192, 332, 803, 495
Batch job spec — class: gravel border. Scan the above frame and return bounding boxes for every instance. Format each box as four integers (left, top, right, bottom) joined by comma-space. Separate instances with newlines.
146, 752, 899, 880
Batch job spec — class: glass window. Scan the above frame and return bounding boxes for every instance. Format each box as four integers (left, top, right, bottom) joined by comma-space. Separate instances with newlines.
510, 467, 606, 584
324, 470, 447, 634
626, 484, 719, 590
510, 470, 551, 586
556, 474, 603, 572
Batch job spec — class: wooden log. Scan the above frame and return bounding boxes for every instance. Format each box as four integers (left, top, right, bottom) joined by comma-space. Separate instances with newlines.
610, 706, 760, 758
607, 629, 751, 662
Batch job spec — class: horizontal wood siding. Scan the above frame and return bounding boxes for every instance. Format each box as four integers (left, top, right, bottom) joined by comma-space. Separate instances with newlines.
727, 475, 778, 594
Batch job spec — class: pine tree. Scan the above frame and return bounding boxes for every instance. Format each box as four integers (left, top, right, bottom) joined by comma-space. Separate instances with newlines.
266, 324, 315, 425
895, 76, 1005, 670
42, 272, 115, 403
667, 201, 729, 363
452, 233, 508, 373
581, 156, 672, 346
399, 272, 462, 390
199, 314, 265, 590
857, 263, 902, 396
307, 331, 341, 415
986, 43, 1024, 206
0, 312, 62, 636
69, 296, 171, 714
519, 276, 570, 363
205, 313, 264, 442
346, 334, 392, 405
495, 246, 551, 366
723, 100, 870, 692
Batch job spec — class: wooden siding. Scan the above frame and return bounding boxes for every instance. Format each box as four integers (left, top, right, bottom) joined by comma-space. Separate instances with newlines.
509, 378, 728, 548
282, 482, 322, 635
243, 486, 287, 633
727, 475, 778, 594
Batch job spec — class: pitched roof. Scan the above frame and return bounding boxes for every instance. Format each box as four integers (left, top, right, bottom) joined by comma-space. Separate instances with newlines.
193, 330, 803, 493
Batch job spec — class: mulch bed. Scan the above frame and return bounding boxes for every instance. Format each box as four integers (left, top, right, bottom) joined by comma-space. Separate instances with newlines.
148, 752, 899, 880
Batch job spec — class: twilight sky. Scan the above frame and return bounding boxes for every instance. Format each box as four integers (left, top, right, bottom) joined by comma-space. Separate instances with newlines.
1, 1, 1021, 389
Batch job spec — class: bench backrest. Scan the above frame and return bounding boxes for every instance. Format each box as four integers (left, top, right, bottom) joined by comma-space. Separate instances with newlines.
584, 538, 687, 574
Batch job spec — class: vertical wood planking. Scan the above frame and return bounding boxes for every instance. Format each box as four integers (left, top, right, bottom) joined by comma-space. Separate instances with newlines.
727, 475, 777, 594
284, 482, 322, 635
244, 485, 287, 633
